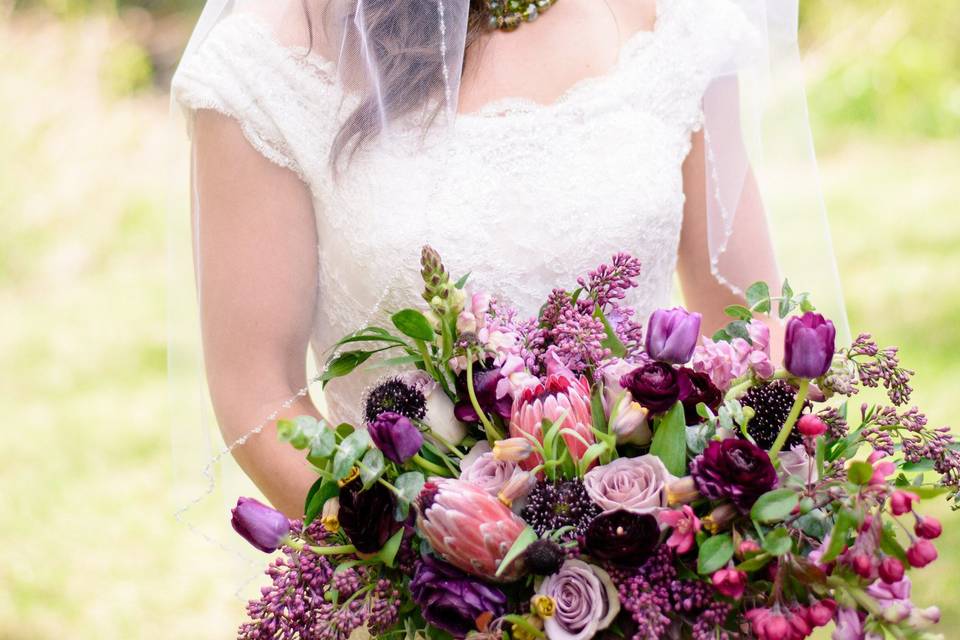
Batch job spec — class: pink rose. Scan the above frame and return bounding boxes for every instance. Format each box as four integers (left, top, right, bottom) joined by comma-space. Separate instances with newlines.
583, 455, 675, 515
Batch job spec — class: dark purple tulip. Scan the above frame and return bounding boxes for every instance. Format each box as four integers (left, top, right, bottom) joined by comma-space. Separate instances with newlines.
690, 439, 779, 512
677, 368, 723, 426
646, 307, 702, 364
368, 411, 423, 464
231, 497, 291, 553
339, 478, 402, 553
409, 553, 507, 638
453, 363, 511, 423
784, 312, 836, 379
585, 510, 661, 565
620, 361, 680, 414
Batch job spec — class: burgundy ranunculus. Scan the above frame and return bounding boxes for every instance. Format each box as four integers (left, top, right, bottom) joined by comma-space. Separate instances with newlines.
620, 362, 680, 415
409, 553, 507, 638
585, 510, 661, 565
690, 439, 779, 512
338, 478, 402, 553
368, 411, 424, 464
677, 368, 723, 426
646, 307, 702, 364
784, 312, 836, 379
231, 497, 290, 553
454, 362, 511, 423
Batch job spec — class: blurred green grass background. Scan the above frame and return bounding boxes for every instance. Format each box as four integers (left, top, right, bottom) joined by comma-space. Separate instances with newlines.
1, 1, 958, 638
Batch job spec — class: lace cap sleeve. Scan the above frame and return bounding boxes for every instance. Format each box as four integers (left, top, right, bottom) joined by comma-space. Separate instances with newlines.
171, 13, 340, 183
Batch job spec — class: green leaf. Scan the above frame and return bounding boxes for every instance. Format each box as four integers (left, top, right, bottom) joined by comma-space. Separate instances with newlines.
453, 271, 471, 289
751, 489, 800, 523
762, 528, 793, 556
746, 282, 771, 313
697, 533, 734, 574
578, 443, 609, 474
712, 328, 733, 343
907, 485, 952, 499
726, 320, 752, 343
847, 460, 874, 485
321, 351, 374, 387
736, 552, 772, 572
277, 416, 315, 449
360, 448, 386, 489
797, 293, 815, 312
307, 426, 337, 465
394, 471, 426, 519
778, 279, 795, 319
501, 614, 545, 639
391, 309, 436, 341
649, 402, 687, 476
880, 522, 908, 563
496, 526, 538, 578
375, 528, 405, 568
724, 304, 753, 321
822, 508, 858, 563
332, 430, 372, 480
304, 479, 339, 525
900, 460, 935, 473
594, 306, 627, 358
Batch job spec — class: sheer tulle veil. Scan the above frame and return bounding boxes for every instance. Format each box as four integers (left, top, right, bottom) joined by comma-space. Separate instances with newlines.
167, 0, 849, 564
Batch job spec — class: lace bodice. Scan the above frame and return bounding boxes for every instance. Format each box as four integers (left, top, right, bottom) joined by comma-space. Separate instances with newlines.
172, 0, 755, 425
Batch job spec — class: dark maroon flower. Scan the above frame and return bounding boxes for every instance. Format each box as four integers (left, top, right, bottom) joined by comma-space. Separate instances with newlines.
677, 368, 722, 425
368, 411, 423, 464
409, 553, 507, 638
584, 510, 661, 565
690, 439, 779, 512
230, 497, 290, 553
784, 312, 836, 379
454, 362, 512, 423
338, 478, 402, 553
620, 362, 680, 414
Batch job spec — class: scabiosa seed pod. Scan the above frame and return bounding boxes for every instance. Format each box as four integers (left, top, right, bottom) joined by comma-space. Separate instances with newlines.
740, 380, 809, 450
363, 376, 428, 425
523, 539, 566, 576
521, 479, 601, 539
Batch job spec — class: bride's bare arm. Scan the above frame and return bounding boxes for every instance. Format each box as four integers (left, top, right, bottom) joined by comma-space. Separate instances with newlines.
677, 129, 784, 348
193, 110, 319, 517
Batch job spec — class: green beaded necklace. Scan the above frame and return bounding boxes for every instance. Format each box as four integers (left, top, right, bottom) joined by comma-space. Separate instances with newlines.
485, 0, 558, 32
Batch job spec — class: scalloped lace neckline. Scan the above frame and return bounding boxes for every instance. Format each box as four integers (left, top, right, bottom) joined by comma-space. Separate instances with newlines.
461, 0, 670, 118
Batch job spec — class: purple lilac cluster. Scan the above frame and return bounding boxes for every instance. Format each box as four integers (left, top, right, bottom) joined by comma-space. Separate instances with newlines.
487, 297, 547, 374
576, 252, 643, 308
848, 332, 915, 405
609, 547, 736, 640
237, 521, 400, 640
858, 404, 960, 486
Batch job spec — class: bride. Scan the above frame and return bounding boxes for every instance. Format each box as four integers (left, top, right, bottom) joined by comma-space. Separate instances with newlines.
171, 0, 843, 517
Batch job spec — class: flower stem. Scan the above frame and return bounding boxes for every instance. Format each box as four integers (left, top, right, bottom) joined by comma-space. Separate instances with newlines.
769, 378, 810, 463
421, 425, 466, 459
466, 355, 504, 442
412, 453, 450, 477
354, 459, 404, 497
306, 543, 357, 556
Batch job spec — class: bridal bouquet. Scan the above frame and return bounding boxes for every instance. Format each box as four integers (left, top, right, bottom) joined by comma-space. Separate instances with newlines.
231, 248, 958, 640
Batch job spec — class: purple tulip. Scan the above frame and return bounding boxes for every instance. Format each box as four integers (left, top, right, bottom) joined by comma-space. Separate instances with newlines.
231, 497, 290, 553
646, 307, 702, 364
368, 411, 424, 464
784, 312, 836, 379
409, 553, 507, 638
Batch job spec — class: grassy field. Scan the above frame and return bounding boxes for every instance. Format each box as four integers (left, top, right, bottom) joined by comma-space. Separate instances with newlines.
1, 10, 958, 640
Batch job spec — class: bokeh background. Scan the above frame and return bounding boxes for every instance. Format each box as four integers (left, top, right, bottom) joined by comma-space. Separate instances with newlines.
1, 0, 958, 638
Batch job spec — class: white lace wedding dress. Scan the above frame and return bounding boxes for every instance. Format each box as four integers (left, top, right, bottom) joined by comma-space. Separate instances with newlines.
172, 0, 754, 425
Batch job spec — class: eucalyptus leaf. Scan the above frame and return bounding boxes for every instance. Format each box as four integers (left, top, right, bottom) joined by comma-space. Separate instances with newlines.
307, 425, 337, 464
697, 533, 734, 574
394, 471, 426, 519
360, 448, 386, 489
332, 429, 372, 480
750, 489, 800, 524
726, 320, 752, 343
649, 403, 687, 476
746, 282, 771, 313
724, 304, 753, 321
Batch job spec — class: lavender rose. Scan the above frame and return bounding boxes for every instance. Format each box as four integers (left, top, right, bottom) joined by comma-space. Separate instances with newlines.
410, 554, 507, 638
537, 559, 620, 640
459, 442, 520, 497
620, 362, 680, 414
582, 455, 674, 515
690, 439, 779, 512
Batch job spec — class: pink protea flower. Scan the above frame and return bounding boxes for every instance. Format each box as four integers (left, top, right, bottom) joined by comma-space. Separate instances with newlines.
416, 478, 528, 582
658, 505, 700, 554
509, 354, 595, 470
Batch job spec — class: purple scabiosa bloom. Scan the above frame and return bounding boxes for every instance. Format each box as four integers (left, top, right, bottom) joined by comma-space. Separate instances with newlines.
690, 439, 779, 512
231, 497, 290, 553
368, 411, 423, 464
620, 361, 680, 414
338, 478, 401, 554
645, 307, 702, 365
784, 312, 836, 379
409, 554, 507, 638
